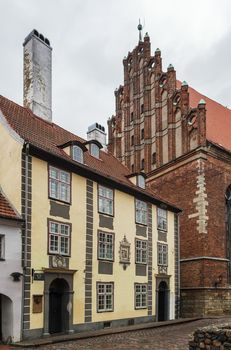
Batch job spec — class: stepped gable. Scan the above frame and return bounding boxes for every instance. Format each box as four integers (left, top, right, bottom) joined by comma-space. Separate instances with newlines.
176, 81, 231, 152
0, 95, 180, 211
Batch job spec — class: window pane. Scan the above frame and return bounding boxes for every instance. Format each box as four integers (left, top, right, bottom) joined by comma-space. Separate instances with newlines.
135, 200, 147, 225
50, 234, 59, 252
97, 283, 113, 312
49, 166, 71, 203
98, 186, 113, 215
91, 144, 100, 158
73, 146, 83, 163
50, 179, 58, 198
50, 167, 58, 179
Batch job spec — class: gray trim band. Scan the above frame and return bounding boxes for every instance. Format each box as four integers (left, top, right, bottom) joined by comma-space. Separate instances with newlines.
180, 257, 229, 262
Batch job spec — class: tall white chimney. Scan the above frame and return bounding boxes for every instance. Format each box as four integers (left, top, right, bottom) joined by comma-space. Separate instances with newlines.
23, 29, 52, 122
87, 123, 107, 148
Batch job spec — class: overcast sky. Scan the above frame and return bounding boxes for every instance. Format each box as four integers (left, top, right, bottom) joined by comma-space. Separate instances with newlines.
0, 0, 230, 139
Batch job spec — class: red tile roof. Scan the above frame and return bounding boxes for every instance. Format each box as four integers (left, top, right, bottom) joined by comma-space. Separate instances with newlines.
176, 81, 231, 152
0, 95, 180, 212
0, 191, 21, 220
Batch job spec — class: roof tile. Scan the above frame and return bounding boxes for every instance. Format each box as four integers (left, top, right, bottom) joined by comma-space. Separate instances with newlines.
0, 191, 21, 220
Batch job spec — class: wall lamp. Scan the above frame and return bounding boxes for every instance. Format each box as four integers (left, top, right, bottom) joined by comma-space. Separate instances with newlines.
10, 272, 23, 282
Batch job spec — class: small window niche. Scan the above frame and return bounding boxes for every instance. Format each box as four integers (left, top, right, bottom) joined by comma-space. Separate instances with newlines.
33, 295, 43, 313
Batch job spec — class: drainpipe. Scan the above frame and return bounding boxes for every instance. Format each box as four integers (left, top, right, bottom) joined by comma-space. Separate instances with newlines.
21, 142, 30, 340
24, 142, 29, 268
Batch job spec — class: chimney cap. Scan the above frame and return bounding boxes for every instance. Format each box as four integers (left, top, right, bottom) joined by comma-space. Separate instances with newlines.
87, 122, 106, 134
23, 29, 51, 48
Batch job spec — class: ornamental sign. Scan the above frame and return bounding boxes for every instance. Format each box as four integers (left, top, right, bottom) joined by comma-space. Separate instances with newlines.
119, 235, 131, 270
33, 272, 45, 281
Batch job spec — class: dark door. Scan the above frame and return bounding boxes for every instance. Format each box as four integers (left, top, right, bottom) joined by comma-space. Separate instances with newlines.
49, 278, 69, 334
158, 281, 168, 321
49, 289, 62, 333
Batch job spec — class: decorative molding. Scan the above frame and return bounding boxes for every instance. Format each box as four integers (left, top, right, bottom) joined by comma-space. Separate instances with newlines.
50, 255, 69, 268
158, 265, 168, 274
119, 235, 131, 270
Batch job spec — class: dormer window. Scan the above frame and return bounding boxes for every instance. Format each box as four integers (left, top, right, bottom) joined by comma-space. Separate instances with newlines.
72, 145, 83, 164
90, 143, 100, 158
137, 175, 145, 189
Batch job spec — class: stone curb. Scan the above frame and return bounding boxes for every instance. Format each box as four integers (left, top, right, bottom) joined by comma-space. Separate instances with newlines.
12, 317, 203, 348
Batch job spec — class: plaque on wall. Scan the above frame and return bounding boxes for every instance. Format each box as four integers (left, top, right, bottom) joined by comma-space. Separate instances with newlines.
32, 295, 43, 313
51, 255, 68, 268
158, 265, 168, 275
33, 272, 45, 281
119, 235, 131, 269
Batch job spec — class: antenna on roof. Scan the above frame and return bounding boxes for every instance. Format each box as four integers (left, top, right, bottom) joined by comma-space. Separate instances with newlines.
137, 19, 143, 42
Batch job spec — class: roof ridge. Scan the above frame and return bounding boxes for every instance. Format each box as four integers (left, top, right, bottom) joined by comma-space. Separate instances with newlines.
0, 94, 87, 144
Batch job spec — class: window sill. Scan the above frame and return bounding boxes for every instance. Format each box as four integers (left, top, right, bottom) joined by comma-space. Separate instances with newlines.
157, 228, 167, 232
97, 309, 114, 313
48, 252, 71, 258
98, 259, 114, 263
135, 262, 147, 265
135, 222, 147, 227
49, 197, 71, 206
135, 306, 147, 310
98, 211, 114, 218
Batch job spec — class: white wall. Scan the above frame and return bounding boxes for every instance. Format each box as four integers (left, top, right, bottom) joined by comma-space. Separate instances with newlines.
0, 221, 22, 342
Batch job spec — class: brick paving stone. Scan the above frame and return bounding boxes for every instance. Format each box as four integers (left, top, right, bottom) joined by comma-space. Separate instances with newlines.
12, 317, 231, 350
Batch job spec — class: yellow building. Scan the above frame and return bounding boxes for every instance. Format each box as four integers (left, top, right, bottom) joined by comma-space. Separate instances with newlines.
0, 30, 181, 340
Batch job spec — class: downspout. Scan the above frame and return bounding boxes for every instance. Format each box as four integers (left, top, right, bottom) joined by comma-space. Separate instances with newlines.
24, 142, 29, 268
21, 142, 29, 340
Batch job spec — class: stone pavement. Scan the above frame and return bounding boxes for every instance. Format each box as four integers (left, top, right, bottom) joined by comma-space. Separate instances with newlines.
11, 317, 231, 350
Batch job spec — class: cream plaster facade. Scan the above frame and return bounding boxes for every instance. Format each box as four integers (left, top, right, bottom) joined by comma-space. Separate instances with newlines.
0, 105, 179, 341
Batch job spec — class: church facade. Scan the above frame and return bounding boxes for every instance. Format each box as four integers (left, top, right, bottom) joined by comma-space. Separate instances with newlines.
108, 30, 231, 316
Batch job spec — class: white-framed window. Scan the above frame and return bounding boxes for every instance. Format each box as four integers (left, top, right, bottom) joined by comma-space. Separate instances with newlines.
135, 199, 147, 225
158, 243, 168, 266
48, 221, 70, 256
135, 283, 147, 309
157, 207, 167, 231
98, 231, 114, 261
97, 282, 114, 312
90, 143, 100, 158
49, 166, 71, 203
137, 175, 145, 189
72, 145, 83, 164
135, 239, 147, 264
0, 235, 5, 260
98, 185, 114, 216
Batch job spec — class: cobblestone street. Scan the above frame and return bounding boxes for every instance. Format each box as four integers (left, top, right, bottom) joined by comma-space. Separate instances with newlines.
12, 317, 231, 350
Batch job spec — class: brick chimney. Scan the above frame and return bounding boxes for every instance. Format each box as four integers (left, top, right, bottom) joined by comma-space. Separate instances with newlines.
23, 29, 52, 122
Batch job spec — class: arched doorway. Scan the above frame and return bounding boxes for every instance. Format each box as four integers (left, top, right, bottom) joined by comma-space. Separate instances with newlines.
49, 278, 69, 334
0, 294, 13, 343
157, 281, 169, 321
